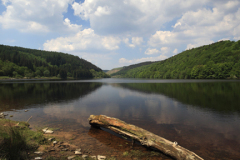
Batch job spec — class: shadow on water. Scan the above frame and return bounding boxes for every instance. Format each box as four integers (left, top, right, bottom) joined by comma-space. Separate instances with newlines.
0, 82, 102, 112
116, 82, 240, 114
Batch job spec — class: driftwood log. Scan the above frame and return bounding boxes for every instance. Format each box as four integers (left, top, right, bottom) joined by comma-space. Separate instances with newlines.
89, 115, 203, 160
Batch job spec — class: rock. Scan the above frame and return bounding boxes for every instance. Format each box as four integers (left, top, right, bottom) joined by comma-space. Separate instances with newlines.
75, 151, 82, 155
75, 149, 81, 152
91, 156, 97, 159
61, 148, 68, 151
48, 138, 55, 141
34, 151, 43, 155
67, 155, 76, 160
42, 127, 54, 134
97, 155, 106, 160
53, 141, 58, 144
25, 110, 28, 112
82, 155, 88, 159
35, 157, 42, 160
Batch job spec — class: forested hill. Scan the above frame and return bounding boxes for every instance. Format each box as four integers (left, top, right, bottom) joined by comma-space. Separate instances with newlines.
0, 44, 110, 79
110, 61, 155, 76
112, 40, 240, 79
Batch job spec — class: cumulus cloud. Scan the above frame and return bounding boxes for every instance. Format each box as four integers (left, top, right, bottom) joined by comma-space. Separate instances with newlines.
119, 54, 167, 65
173, 49, 178, 54
124, 37, 143, 48
0, 0, 81, 33
145, 48, 160, 55
148, 1, 240, 50
72, 0, 209, 35
43, 28, 121, 52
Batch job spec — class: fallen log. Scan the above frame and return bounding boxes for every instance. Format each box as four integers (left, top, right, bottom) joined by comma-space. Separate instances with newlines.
88, 115, 204, 160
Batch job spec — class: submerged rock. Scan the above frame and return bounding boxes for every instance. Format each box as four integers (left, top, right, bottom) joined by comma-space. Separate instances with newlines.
75, 150, 82, 155
67, 155, 75, 160
34, 151, 43, 155
97, 155, 106, 160
82, 155, 89, 159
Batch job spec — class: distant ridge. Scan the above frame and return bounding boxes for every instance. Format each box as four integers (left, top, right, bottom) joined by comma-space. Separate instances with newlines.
0, 44, 110, 79
109, 61, 155, 76
112, 40, 240, 79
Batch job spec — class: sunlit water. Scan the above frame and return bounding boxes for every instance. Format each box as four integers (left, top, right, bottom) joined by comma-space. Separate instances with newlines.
0, 78, 240, 159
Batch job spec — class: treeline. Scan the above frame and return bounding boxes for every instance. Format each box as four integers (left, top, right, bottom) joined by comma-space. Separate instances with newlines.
111, 61, 155, 76
119, 82, 240, 113
112, 40, 240, 79
0, 45, 110, 79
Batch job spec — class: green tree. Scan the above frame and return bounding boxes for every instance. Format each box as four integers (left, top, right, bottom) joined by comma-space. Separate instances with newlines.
43, 70, 50, 77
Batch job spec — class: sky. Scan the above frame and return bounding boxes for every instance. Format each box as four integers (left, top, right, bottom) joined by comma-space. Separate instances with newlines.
0, 0, 240, 70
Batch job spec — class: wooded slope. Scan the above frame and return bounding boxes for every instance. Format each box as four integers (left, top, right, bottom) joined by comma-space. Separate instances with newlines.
112, 40, 240, 79
0, 45, 110, 79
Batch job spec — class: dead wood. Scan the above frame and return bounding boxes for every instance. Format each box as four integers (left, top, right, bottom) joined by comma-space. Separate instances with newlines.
88, 115, 203, 160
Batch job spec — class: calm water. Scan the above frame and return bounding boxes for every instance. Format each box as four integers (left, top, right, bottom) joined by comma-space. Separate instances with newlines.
1, 78, 240, 159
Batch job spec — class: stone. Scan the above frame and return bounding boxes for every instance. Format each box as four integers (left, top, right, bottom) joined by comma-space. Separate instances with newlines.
68, 155, 75, 160
34, 151, 43, 155
97, 155, 106, 160
25, 110, 28, 112
75, 149, 81, 152
61, 148, 68, 151
53, 141, 58, 144
91, 156, 97, 159
48, 138, 55, 141
42, 128, 54, 134
74, 151, 82, 155
82, 155, 88, 159
35, 157, 42, 160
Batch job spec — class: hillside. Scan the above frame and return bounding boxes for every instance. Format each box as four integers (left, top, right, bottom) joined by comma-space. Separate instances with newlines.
113, 40, 240, 79
0, 44, 110, 79
110, 61, 155, 76
106, 67, 123, 75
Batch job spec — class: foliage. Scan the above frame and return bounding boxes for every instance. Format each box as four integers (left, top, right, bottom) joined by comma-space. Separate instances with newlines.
0, 119, 45, 160
0, 44, 108, 79
113, 40, 240, 79
111, 61, 155, 76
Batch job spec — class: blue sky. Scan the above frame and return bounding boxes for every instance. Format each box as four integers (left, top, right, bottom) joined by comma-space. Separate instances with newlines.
0, 0, 240, 70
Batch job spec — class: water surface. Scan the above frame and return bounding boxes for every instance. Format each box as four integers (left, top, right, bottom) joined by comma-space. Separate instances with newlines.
0, 79, 240, 159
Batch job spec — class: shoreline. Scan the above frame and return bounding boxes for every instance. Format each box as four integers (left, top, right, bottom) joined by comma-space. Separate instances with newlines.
0, 117, 165, 160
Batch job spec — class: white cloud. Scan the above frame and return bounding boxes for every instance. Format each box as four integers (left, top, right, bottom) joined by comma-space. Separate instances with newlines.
63, 18, 82, 32
145, 48, 160, 55
132, 37, 143, 46
0, 0, 81, 33
102, 36, 121, 50
124, 37, 143, 48
148, 31, 177, 46
119, 54, 167, 65
173, 49, 178, 54
43, 28, 121, 52
173, 22, 181, 28
72, 0, 209, 35
94, 6, 111, 17
148, 1, 240, 50
161, 47, 169, 54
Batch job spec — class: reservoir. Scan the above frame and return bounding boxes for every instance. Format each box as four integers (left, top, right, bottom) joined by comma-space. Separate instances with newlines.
0, 78, 240, 159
